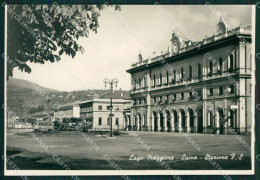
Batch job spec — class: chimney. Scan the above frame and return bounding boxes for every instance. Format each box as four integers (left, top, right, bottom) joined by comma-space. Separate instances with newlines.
153, 52, 157, 57
121, 93, 123, 97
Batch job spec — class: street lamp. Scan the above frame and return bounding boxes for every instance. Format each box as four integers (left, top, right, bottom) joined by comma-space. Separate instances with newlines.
103, 78, 118, 137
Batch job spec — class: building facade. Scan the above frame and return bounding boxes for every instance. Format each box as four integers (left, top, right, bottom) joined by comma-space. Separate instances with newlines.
80, 98, 131, 130
54, 91, 131, 130
127, 19, 252, 135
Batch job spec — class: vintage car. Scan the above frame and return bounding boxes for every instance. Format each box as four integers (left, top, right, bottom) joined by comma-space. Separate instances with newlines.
33, 121, 54, 132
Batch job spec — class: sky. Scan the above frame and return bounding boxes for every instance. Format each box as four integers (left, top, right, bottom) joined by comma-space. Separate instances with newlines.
12, 5, 252, 92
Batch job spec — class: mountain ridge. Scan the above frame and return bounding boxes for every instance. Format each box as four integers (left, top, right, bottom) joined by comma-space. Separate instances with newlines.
7, 78, 130, 118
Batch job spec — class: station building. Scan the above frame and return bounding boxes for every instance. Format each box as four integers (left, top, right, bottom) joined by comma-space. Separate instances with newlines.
126, 18, 252, 134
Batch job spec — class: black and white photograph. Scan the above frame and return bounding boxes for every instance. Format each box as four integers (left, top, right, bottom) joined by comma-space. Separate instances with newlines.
3, 3, 256, 177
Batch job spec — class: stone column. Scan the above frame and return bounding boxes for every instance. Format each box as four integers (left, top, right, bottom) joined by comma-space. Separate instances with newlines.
202, 86, 207, 134
147, 69, 152, 131
151, 115, 154, 132
131, 103, 134, 129
178, 112, 182, 133
163, 113, 167, 132
187, 113, 191, 133
157, 113, 160, 132
137, 115, 140, 131
216, 112, 220, 134
193, 115, 197, 133
157, 114, 160, 132
170, 112, 174, 132
184, 115, 187, 133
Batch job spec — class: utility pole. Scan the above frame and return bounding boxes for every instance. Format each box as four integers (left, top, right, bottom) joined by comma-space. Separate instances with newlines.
103, 78, 118, 137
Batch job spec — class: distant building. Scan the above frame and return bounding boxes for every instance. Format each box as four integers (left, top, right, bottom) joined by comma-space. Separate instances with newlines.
127, 18, 252, 135
53, 101, 81, 120
54, 90, 131, 130
30, 111, 54, 121
7, 118, 32, 129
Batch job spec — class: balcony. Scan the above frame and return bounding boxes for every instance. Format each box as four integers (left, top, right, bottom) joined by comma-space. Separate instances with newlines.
130, 87, 148, 94
130, 52, 170, 68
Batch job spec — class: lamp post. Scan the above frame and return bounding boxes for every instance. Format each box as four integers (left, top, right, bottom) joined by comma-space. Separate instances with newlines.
103, 78, 118, 137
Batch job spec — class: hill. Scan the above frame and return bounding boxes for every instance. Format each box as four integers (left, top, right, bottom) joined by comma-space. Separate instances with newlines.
7, 78, 58, 93
7, 78, 130, 118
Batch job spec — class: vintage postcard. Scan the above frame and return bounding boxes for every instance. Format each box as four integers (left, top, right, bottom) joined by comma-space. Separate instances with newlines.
3, 3, 256, 177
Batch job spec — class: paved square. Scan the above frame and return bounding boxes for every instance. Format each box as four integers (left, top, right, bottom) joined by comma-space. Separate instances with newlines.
6, 129, 251, 170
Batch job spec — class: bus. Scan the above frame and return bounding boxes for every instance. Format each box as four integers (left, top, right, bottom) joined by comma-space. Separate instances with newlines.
33, 121, 54, 132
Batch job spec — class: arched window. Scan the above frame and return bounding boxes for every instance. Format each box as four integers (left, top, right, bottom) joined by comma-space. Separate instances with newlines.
209, 61, 213, 76
189, 65, 192, 80
198, 63, 202, 78
98, 117, 102, 125
172, 69, 176, 83
116, 118, 119, 125
166, 72, 169, 84
180, 68, 184, 81
218, 57, 223, 73
153, 75, 156, 87
160, 73, 162, 85
228, 54, 234, 72
143, 76, 147, 88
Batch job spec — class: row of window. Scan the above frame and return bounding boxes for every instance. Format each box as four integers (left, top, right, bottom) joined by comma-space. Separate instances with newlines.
133, 54, 235, 90
208, 85, 234, 96
81, 107, 93, 112
57, 110, 73, 115
98, 117, 119, 126
133, 85, 235, 105
98, 105, 120, 111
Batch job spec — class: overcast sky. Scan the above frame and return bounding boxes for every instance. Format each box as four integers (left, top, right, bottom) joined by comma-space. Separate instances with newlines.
12, 5, 252, 92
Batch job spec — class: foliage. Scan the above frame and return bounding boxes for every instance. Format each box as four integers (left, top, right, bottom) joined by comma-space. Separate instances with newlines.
7, 4, 120, 78
26, 117, 37, 124
28, 104, 45, 114
54, 120, 60, 129
62, 117, 82, 123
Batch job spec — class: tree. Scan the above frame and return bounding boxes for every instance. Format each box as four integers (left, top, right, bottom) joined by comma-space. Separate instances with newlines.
26, 117, 37, 124
7, 4, 120, 78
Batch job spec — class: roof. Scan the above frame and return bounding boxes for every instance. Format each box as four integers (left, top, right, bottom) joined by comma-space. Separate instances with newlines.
127, 25, 251, 73
30, 111, 54, 117
58, 101, 81, 108
57, 90, 131, 109
98, 90, 130, 100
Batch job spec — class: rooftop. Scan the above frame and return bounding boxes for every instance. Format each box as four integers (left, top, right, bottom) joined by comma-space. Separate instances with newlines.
128, 21, 251, 71
57, 90, 130, 109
